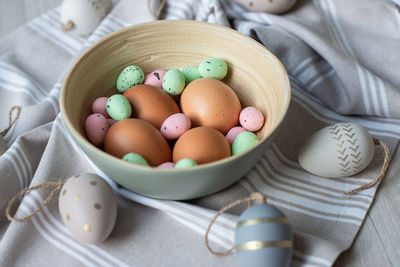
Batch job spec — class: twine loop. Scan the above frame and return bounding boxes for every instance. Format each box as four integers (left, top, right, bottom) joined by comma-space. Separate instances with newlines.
344, 138, 390, 194
5, 181, 65, 222
61, 20, 74, 31
147, 0, 166, 20
1, 106, 21, 137
205, 192, 266, 256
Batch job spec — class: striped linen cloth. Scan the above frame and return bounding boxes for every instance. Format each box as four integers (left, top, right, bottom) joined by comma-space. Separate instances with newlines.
0, 0, 399, 266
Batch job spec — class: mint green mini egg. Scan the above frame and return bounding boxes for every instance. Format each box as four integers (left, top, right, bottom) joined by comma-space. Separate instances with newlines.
181, 66, 202, 85
175, 158, 197, 168
162, 69, 185, 95
122, 153, 149, 166
198, 58, 228, 80
106, 94, 132, 121
232, 131, 258, 155
116, 65, 144, 92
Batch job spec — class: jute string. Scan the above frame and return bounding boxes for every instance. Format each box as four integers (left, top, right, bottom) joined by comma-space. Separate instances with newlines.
147, 0, 166, 20
344, 138, 390, 194
5, 181, 65, 222
61, 21, 74, 31
1, 106, 21, 137
205, 192, 267, 256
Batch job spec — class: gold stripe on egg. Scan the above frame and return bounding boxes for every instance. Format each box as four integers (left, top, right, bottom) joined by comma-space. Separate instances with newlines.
236, 240, 292, 252
236, 217, 289, 228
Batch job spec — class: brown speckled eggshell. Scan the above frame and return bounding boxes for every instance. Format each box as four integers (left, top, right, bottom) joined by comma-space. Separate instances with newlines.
104, 118, 171, 166
123, 84, 180, 129
173, 126, 231, 164
180, 78, 241, 135
58, 173, 117, 244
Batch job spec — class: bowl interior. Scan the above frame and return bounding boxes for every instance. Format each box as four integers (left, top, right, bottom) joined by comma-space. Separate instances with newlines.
61, 20, 290, 169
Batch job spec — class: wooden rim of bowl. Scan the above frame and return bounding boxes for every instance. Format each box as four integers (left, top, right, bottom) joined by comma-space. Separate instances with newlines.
60, 20, 291, 172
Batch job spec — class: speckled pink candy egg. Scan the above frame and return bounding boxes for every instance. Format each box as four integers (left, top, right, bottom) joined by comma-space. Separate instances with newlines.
144, 70, 167, 89
157, 162, 175, 168
226, 126, 246, 145
160, 113, 191, 140
92, 97, 110, 118
239, 107, 265, 132
85, 113, 109, 146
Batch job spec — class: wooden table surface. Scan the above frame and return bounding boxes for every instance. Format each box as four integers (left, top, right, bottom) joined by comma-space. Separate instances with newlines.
1, 1, 399, 266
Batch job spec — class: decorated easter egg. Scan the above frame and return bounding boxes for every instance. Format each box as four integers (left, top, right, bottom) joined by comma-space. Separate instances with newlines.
106, 94, 132, 121
160, 113, 191, 140
60, 0, 111, 36
180, 66, 202, 85
162, 69, 185, 95
92, 97, 110, 118
85, 113, 109, 146
144, 69, 167, 89
122, 153, 149, 166
173, 127, 231, 164
298, 122, 374, 178
234, 0, 297, 14
116, 65, 145, 92
235, 204, 293, 267
0, 136, 7, 155
181, 78, 241, 135
58, 173, 117, 244
123, 85, 180, 129
198, 58, 228, 80
232, 131, 259, 155
226, 126, 246, 145
104, 119, 171, 166
157, 162, 175, 168
240, 107, 265, 132
175, 158, 197, 168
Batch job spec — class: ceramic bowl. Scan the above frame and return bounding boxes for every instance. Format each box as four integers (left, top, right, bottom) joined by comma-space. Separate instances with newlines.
60, 20, 291, 200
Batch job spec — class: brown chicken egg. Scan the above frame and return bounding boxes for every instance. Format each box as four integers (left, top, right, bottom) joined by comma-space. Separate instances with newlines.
180, 78, 241, 135
123, 84, 180, 129
104, 118, 171, 166
173, 126, 231, 164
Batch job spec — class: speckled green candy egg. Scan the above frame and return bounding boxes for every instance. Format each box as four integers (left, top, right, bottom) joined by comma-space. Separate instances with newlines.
175, 158, 197, 168
162, 69, 185, 95
116, 65, 144, 92
122, 153, 149, 166
106, 94, 132, 121
181, 66, 202, 85
198, 58, 228, 80
232, 131, 259, 155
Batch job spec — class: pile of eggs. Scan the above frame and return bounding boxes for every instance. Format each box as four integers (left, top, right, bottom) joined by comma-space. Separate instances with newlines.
85, 58, 265, 168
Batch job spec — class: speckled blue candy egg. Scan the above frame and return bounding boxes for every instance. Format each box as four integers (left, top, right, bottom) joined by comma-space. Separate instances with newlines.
116, 65, 144, 92
106, 94, 132, 121
162, 69, 185, 95
235, 204, 293, 267
198, 58, 228, 80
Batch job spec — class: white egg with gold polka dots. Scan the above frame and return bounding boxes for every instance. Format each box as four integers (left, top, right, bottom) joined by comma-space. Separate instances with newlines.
58, 173, 117, 244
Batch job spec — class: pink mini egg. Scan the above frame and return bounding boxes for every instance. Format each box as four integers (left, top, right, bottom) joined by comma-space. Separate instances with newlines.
157, 162, 175, 168
226, 126, 246, 145
92, 97, 110, 118
144, 70, 167, 89
108, 119, 117, 126
161, 113, 191, 140
239, 107, 265, 132
85, 113, 109, 146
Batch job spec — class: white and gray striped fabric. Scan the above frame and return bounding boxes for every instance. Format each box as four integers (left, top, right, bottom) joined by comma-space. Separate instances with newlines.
0, 0, 399, 266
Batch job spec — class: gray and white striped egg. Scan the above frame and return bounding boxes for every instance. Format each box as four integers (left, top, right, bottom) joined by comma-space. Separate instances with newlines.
60, 0, 112, 36
58, 173, 117, 244
298, 122, 374, 178
234, 0, 297, 14
235, 204, 293, 267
